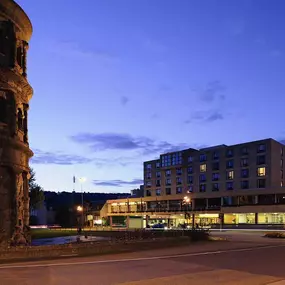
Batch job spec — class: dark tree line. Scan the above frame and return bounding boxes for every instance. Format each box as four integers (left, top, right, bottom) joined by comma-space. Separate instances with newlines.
29, 168, 45, 210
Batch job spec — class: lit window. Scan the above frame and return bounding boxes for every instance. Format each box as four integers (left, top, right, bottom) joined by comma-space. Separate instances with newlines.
227, 171, 234, 180
257, 167, 266, 177
200, 164, 206, 172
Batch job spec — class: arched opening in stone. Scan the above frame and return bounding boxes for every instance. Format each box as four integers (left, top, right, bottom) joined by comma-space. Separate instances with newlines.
17, 108, 23, 130
17, 46, 22, 67
23, 110, 28, 143
0, 97, 7, 123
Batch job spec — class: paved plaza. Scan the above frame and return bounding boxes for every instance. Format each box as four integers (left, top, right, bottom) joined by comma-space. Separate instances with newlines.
1, 231, 285, 285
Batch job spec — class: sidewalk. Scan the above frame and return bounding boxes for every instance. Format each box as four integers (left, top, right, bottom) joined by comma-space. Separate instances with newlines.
119, 269, 284, 285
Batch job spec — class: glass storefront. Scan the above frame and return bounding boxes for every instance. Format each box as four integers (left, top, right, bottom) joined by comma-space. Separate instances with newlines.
224, 213, 255, 224
258, 213, 285, 224
195, 214, 219, 226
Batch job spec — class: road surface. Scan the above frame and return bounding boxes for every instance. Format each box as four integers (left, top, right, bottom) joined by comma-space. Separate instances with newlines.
1, 231, 285, 285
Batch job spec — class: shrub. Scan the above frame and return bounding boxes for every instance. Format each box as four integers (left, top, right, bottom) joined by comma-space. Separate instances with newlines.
188, 229, 210, 242
264, 232, 285, 239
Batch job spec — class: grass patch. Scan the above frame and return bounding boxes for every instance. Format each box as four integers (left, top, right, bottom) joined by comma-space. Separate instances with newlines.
31, 229, 78, 239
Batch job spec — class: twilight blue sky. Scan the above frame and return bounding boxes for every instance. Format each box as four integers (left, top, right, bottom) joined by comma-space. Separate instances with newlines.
16, 0, 285, 193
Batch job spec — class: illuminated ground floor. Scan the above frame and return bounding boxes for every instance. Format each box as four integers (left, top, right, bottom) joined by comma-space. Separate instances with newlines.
106, 212, 285, 229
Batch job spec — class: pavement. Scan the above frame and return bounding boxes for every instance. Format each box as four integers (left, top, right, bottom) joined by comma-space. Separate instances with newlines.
1, 231, 285, 285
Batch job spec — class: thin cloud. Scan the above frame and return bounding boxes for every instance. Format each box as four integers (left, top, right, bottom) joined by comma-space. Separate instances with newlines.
31, 149, 92, 165
47, 41, 119, 63
120, 96, 130, 106
70, 133, 188, 154
93, 179, 143, 187
184, 110, 224, 124
199, 81, 226, 103
31, 149, 137, 167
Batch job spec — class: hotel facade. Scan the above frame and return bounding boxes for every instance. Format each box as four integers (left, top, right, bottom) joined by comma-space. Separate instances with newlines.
100, 138, 285, 228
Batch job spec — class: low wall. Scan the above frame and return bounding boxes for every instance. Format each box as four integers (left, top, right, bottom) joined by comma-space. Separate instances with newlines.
0, 237, 191, 263
211, 224, 285, 230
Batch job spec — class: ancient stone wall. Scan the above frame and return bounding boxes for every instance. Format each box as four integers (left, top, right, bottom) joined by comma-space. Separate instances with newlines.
0, 0, 33, 247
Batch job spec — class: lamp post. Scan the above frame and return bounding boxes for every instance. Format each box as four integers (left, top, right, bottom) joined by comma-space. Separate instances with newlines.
182, 196, 192, 229
78, 177, 86, 229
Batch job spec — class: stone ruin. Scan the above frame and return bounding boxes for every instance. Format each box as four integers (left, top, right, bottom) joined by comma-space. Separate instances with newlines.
0, 0, 33, 246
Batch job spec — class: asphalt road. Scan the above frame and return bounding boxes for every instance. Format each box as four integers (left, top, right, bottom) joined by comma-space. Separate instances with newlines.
1, 231, 285, 285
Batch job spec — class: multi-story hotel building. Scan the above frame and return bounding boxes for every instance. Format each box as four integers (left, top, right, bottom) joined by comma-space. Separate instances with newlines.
100, 138, 285, 228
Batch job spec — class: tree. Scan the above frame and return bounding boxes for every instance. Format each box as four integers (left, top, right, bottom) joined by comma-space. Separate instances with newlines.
29, 168, 45, 210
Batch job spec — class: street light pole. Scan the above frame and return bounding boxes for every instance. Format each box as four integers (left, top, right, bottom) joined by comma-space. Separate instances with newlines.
81, 182, 83, 229
78, 177, 86, 230
183, 196, 192, 229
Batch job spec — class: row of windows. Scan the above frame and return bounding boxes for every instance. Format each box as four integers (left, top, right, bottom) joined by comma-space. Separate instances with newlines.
145, 144, 271, 169
146, 167, 267, 180
146, 179, 267, 196
146, 155, 270, 174
199, 179, 266, 192
200, 156, 267, 171
198, 144, 266, 162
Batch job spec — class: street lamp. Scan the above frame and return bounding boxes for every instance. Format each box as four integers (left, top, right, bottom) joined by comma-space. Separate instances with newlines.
77, 205, 83, 212
78, 177, 86, 229
182, 196, 192, 229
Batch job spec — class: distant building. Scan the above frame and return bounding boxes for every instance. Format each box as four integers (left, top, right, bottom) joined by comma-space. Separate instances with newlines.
130, 185, 144, 197
101, 138, 285, 228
